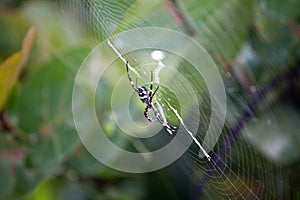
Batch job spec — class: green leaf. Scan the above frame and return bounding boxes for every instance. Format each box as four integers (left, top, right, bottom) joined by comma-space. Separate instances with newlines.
0, 132, 39, 198
112, 0, 164, 34
22, 1, 89, 56
0, 10, 30, 59
242, 103, 300, 165
249, 14, 297, 82
0, 53, 22, 111
257, 0, 300, 21
9, 47, 90, 171
0, 159, 13, 197
0, 27, 35, 110
67, 0, 254, 62
67, 147, 107, 175
183, 0, 254, 58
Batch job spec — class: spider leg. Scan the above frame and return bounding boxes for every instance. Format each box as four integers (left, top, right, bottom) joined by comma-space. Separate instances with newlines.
150, 85, 159, 102
126, 61, 138, 91
151, 103, 177, 134
149, 71, 160, 102
144, 105, 155, 122
162, 120, 177, 134
148, 70, 154, 98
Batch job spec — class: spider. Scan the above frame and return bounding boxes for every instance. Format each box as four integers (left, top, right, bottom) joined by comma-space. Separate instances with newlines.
126, 61, 177, 134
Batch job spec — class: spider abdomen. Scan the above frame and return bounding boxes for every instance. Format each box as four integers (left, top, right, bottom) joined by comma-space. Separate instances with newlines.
137, 86, 149, 103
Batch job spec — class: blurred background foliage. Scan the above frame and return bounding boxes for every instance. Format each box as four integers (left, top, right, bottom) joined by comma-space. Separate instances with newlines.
0, 0, 300, 199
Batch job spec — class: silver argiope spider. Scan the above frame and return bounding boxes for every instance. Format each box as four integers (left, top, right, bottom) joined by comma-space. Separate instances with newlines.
126, 61, 177, 134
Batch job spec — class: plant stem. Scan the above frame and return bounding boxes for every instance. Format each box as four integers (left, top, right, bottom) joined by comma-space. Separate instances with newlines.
0, 109, 20, 137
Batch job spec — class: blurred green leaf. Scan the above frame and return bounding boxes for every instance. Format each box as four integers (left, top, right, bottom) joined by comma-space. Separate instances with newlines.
0, 132, 39, 198
67, 147, 107, 175
22, 1, 89, 59
0, 159, 13, 197
22, 174, 145, 200
8, 47, 90, 172
112, 0, 164, 34
185, 0, 254, 59
250, 15, 297, 81
0, 27, 35, 110
80, 0, 254, 61
0, 10, 30, 60
0, 53, 22, 110
243, 103, 300, 165
257, 0, 300, 21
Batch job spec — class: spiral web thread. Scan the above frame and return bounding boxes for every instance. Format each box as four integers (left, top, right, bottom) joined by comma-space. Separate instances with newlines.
61, 0, 298, 199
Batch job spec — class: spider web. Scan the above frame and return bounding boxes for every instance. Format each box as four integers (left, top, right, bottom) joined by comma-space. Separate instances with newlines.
61, 0, 300, 199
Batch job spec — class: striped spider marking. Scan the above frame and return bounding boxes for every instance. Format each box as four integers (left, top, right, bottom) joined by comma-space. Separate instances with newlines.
126, 61, 177, 134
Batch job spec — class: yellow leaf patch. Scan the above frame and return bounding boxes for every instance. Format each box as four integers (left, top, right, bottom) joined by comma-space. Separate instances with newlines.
0, 27, 36, 110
